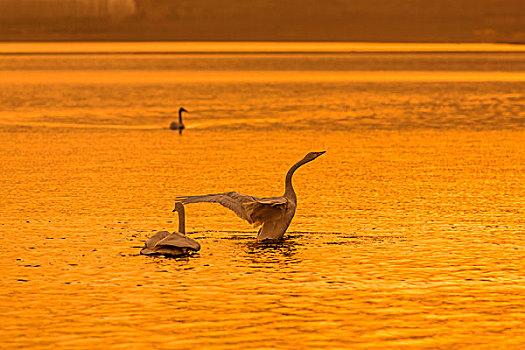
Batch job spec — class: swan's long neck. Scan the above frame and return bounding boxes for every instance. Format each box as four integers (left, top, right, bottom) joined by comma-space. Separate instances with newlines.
175, 203, 186, 234
178, 110, 183, 124
283, 158, 308, 203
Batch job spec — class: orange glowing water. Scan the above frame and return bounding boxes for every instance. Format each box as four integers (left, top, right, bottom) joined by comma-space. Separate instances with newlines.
0, 43, 524, 349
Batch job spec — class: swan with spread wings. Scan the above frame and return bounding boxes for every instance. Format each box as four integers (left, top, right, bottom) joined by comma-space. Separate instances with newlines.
175, 151, 325, 240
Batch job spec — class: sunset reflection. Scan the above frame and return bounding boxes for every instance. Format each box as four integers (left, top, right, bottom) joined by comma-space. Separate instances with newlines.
1, 1, 524, 349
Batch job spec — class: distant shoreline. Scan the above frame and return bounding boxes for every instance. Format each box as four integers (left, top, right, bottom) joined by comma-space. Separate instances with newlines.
1, 42, 525, 55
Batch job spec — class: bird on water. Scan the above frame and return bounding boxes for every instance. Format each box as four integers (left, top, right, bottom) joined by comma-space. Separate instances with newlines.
141, 202, 200, 256
176, 151, 326, 240
170, 107, 188, 134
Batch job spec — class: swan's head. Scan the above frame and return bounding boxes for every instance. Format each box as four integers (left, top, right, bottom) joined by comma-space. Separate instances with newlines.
172, 201, 185, 212
303, 151, 326, 163
179, 107, 189, 113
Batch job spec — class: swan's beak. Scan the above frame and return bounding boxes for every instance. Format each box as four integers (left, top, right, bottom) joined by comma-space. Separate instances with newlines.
315, 151, 326, 156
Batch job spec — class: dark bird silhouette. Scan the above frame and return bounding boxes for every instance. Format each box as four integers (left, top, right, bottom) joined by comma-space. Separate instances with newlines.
170, 107, 188, 134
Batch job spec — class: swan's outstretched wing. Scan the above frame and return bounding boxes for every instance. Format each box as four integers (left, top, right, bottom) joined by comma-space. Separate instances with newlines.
175, 192, 290, 226
255, 196, 288, 206
245, 196, 290, 226
176, 192, 257, 224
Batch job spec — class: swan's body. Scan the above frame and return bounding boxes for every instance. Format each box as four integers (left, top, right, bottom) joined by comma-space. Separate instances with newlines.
170, 107, 188, 134
141, 202, 200, 256
176, 151, 325, 240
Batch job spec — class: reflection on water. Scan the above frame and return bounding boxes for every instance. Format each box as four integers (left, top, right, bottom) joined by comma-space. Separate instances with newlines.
0, 45, 524, 349
244, 236, 302, 265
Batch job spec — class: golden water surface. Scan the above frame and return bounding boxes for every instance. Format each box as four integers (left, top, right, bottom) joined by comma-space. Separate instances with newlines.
0, 43, 524, 349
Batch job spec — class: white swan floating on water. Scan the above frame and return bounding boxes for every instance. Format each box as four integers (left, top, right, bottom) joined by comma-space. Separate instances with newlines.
176, 151, 326, 240
141, 202, 200, 256
170, 107, 188, 134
